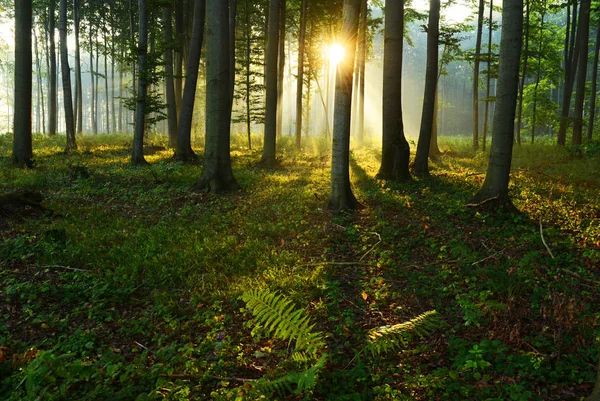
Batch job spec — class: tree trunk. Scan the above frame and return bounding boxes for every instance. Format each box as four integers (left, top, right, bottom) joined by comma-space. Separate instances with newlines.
196, 0, 239, 192
244, 0, 253, 149
357, 0, 367, 140
74, 0, 82, 135
531, 10, 545, 144
430, 88, 442, 159
34, 26, 46, 136
377, 0, 411, 181
482, 0, 493, 152
588, 23, 600, 141
515, 0, 529, 146
572, 0, 591, 146
60, 0, 76, 152
276, 0, 286, 139
104, 33, 110, 134
175, 0, 184, 117
413, 0, 440, 177
48, 2, 57, 136
132, 0, 149, 165
261, 0, 281, 167
89, 33, 97, 135
175, 0, 206, 162
472, 0, 484, 150
329, 0, 361, 211
163, 7, 178, 148
13, 0, 33, 167
229, 0, 238, 123
295, 0, 308, 150
558, 0, 580, 146
471, 0, 523, 211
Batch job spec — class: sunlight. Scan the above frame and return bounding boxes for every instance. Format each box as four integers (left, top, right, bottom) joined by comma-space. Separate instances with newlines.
328, 43, 345, 65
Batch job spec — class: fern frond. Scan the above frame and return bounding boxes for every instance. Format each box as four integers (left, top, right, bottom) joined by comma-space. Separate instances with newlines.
241, 289, 325, 356
257, 355, 326, 396
367, 310, 441, 355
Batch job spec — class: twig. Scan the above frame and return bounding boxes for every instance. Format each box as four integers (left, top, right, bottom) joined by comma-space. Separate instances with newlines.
466, 196, 500, 208
134, 341, 150, 351
539, 219, 555, 259
159, 374, 258, 382
299, 262, 371, 267
563, 269, 600, 286
359, 232, 382, 262
41, 264, 89, 273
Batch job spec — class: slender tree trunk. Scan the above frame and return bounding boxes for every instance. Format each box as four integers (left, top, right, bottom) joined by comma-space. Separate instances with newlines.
163, 7, 178, 147
377, 0, 410, 181
472, 0, 484, 149
119, 48, 124, 132
48, 2, 57, 136
34, 26, 46, 136
414, 0, 440, 177
531, 10, 545, 144
295, 0, 308, 149
60, 0, 76, 151
74, 0, 82, 135
471, 0, 523, 210
129, 0, 137, 126
104, 33, 110, 134
261, 0, 281, 167
482, 0, 493, 151
558, 0, 580, 145
229, 0, 238, 124
244, 0, 253, 149
132, 0, 149, 164
196, 0, 239, 192
89, 33, 97, 134
95, 44, 100, 132
516, 0, 530, 146
329, 0, 361, 211
357, 0, 367, 140
276, 0, 286, 139
430, 88, 442, 159
13, 0, 33, 167
176, 0, 207, 162
572, 0, 591, 146
174, 0, 184, 117
588, 24, 600, 141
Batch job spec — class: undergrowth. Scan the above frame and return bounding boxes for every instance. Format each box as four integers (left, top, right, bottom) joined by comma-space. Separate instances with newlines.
0, 133, 599, 400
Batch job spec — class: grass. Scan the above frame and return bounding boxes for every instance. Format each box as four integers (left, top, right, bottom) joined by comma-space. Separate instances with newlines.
0, 132, 599, 400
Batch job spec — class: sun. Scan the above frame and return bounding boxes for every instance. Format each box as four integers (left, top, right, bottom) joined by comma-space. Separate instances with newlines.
328, 43, 345, 65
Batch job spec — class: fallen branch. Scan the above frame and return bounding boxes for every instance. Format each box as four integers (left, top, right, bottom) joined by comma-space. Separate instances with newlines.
466, 196, 500, 208
539, 219, 555, 259
299, 262, 371, 267
359, 232, 382, 262
41, 264, 89, 273
160, 373, 257, 383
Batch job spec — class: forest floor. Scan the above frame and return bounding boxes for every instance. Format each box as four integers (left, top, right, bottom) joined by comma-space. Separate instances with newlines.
1, 134, 599, 400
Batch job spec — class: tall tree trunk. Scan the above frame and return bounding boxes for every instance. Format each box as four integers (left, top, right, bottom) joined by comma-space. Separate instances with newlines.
430, 88, 442, 159
558, 0, 580, 145
329, 0, 361, 211
129, 0, 137, 129
60, 0, 76, 152
357, 0, 367, 140
472, 0, 484, 149
13, 0, 33, 167
413, 0, 440, 177
48, 2, 57, 136
531, 10, 545, 144
295, 0, 308, 150
104, 32, 110, 134
471, 0, 523, 210
163, 7, 178, 147
276, 0, 286, 139
74, 0, 82, 135
196, 0, 239, 192
261, 0, 281, 167
244, 0, 253, 149
572, 0, 591, 145
229, 0, 238, 123
34, 26, 46, 136
175, 0, 206, 162
482, 0, 493, 152
132, 0, 149, 164
95, 44, 100, 132
89, 33, 97, 134
174, 0, 184, 117
515, 0, 529, 146
588, 24, 600, 141
377, 0, 410, 181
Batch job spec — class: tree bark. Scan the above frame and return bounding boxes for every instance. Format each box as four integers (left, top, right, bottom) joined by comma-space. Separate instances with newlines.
60, 0, 76, 152
132, 0, 149, 165
196, 0, 239, 192
175, 0, 206, 162
531, 10, 545, 144
48, 2, 57, 137
295, 0, 308, 150
74, 0, 82, 135
515, 0, 529, 146
588, 23, 600, 142
276, 0, 286, 139
261, 0, 281, 167
572, 0, 591, 146
482, 0, 493, 152
13, 0, 33, 167
357, 0, 367, 140
377, 0, 411, 181
558, 0, 580, 145
89, 32, 97, 135
163, 7, 178, 148
329, 0, 361, 211
175, 0, 184, 117
413, 0, 440, 177
471, 0, 523, 211
472, 0, 484, 150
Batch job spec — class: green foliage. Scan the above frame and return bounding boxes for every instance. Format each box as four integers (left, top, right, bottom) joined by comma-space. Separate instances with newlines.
367, 310, 440, 355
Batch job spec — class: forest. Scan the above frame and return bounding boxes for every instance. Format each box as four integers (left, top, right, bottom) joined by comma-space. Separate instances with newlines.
1, 0, 600, 399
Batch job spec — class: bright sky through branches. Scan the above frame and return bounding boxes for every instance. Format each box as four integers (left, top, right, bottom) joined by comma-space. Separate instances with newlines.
413, 0, 472, 23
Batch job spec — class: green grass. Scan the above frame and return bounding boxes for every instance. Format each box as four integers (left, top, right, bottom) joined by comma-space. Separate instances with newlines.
1, 133, 599, 400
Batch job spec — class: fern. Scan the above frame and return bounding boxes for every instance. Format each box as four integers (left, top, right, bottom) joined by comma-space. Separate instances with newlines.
240, 289, 325, 356
257, 355, 326, 396
367, 310, 440, 355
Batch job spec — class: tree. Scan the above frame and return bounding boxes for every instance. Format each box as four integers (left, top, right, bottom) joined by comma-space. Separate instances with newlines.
329, 0, 361, 211
48, 1, 57, 137
60, 0, 76, 152
74, 0, 83, 135
261, 0, 281, 167
377, 0, 411, 181
472, 0, 484, 150
413, 0, 440, 177
13, 0, 33, 167
163, 6, 178, 148
276, 0, 286, 139
571, 0, 590, 146
588, 19, 600, 141
470, 0, 523, 210
196, 0, 239, 192
175, 0, 206, 163
515, 0, 530, 146
132, 0, 149, 165
295, 0, 308, 149
356, 0, 367, 140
